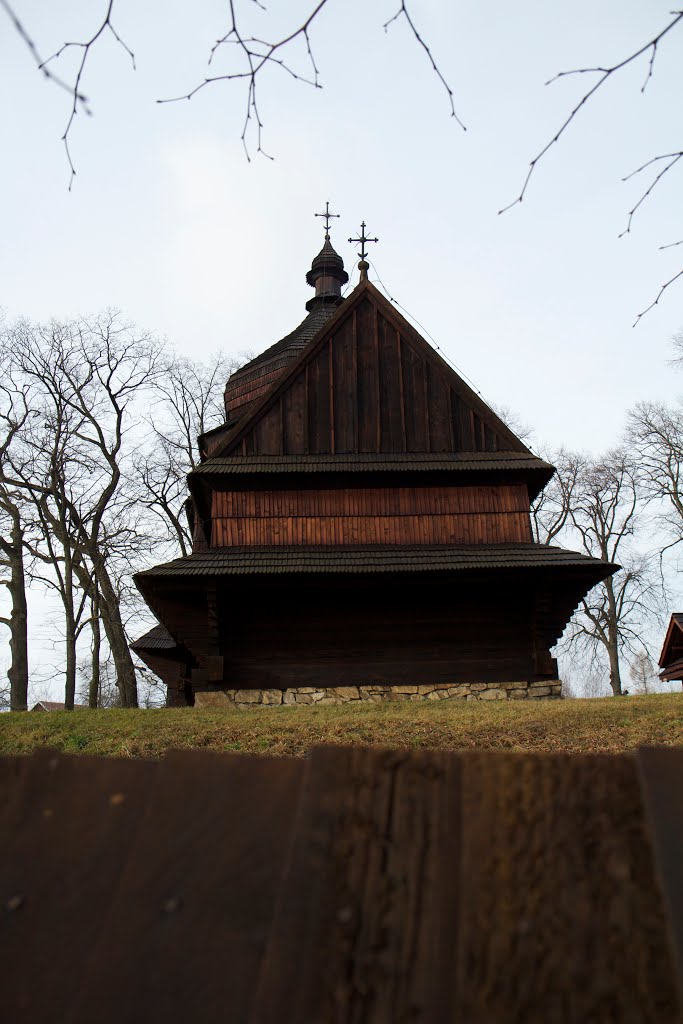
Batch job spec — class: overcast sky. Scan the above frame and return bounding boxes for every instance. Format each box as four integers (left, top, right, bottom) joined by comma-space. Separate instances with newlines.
2, 1, 682, 697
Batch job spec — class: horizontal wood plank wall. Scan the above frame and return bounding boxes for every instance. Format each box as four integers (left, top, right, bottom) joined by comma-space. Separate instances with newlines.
209, 484, 532, 546
235, 298, 526, 456
220, 580, 536, 687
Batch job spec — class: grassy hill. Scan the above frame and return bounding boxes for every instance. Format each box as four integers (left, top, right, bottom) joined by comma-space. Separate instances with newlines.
1, 693, 681, 759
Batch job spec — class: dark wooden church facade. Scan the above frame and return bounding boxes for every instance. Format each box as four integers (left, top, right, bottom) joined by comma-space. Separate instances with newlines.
133, 234, 615, 704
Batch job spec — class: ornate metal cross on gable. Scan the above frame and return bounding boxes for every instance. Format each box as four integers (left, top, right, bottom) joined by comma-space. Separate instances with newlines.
349, 221, 378, 280
348, 221, 378, 261
315, 201, 340, 237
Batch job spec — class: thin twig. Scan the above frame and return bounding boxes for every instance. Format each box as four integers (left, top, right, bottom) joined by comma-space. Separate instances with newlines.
0, 0, 85, 101
383, 1, 465, 130
620, 151, 682, 237
634, 268, 683, 326
7, 0, 136, 189
159, 0, 328, 160
500, 10, 683, 214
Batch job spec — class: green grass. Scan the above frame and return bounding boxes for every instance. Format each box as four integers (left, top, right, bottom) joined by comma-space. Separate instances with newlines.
1, 693, 681, 759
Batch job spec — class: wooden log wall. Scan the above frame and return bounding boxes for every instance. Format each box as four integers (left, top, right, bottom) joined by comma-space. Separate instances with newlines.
209, 484, 532, 547
220, 579, 536, 688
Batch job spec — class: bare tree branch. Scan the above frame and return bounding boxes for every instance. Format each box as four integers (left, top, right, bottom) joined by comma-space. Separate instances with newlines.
500, 10, 683, 215
620, 151, 683, 238
633, 268, 683, 326
158, 0, 330, 161
383, 2, 465, 130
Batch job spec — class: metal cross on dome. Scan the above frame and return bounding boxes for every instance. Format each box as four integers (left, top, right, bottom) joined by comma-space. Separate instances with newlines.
348, 221, 378, 261
314, 201, 340, 237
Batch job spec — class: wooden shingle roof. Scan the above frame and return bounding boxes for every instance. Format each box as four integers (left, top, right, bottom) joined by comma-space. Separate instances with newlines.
135, 543, 615, 579
130, 624, 176, 651
190, 451, 555, 476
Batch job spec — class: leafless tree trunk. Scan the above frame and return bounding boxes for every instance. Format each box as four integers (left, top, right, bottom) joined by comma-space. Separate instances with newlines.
0, 388, 31, 711
0, 508, 29, 711
89, 587, 101, 708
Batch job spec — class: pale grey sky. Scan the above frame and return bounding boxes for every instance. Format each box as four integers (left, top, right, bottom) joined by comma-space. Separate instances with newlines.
1, 1, 682, 697
2, 0, 682, 450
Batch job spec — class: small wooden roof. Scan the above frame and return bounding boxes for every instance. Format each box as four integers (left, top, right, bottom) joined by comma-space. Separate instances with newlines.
659, 613, 683, 679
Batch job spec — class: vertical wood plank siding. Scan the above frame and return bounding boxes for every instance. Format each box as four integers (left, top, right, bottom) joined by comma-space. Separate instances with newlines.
234, 299, 523, 457
209, 484, 532, 547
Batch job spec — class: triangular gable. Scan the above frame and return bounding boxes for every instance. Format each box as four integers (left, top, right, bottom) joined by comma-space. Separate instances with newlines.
216, 280, 531, 458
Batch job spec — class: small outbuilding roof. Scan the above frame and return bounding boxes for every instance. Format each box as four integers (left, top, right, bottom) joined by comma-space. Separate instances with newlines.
31, 700, 87, 712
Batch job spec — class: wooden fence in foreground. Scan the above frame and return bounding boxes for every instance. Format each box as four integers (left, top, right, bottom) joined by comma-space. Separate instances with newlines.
0, 745, 681, 1022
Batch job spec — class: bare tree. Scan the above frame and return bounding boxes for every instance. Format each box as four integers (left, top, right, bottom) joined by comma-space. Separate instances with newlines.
627, 399, 683, 557
134, 353, 233, 557
629, 650, 659, 695
564, 450, 662, 696
3, 313, 164, 708
531, 448, 586, 546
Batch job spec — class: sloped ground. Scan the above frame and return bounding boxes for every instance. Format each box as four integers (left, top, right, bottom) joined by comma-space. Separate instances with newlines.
0, 692, 681, 758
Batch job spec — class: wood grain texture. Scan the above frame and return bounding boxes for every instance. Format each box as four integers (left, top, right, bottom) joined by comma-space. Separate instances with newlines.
251, 746, 461, 1024
209, 484, 532, 547
0, 750, 158, 1024
637, 746, 683, 1002
1, 746, 681, 1023
457, 751, 681, 1023
67, 751, 303, 1024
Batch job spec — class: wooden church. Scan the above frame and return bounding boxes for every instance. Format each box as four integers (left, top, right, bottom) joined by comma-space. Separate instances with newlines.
133, 220, 616, 706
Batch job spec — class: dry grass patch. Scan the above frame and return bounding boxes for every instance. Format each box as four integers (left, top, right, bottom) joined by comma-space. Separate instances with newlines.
0, 692, 681, 759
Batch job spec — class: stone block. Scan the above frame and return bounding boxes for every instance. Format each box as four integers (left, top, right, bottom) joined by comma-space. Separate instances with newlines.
470, 683, 488, 691
234, 689, 261, 704
310, 691, 326, 702
391, 685, 418, 694
509, 689, 528, 699
447, 687, 469, 698
528, 686, 552, 697
478, 688, 507, 700
427, 690, 441, 700
193, 691, 234, 708
261, 689, 283, 705
283, 691, 298, 705
293, 687, 318, 693
416, 684, 435, 695
502, 681, 528, 689
294, 693, 314, 704
329, 687, 360, 701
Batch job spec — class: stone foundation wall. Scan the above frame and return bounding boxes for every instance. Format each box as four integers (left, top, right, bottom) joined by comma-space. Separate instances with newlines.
194, 680, 562, 708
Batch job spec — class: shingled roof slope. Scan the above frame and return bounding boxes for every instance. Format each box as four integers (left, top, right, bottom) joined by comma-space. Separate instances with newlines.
190, 451, 555, 475
135, 544, 615, 579
131, 624, 177, 651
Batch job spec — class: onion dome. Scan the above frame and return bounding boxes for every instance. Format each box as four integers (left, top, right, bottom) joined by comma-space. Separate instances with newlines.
305, 235, 349, 312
